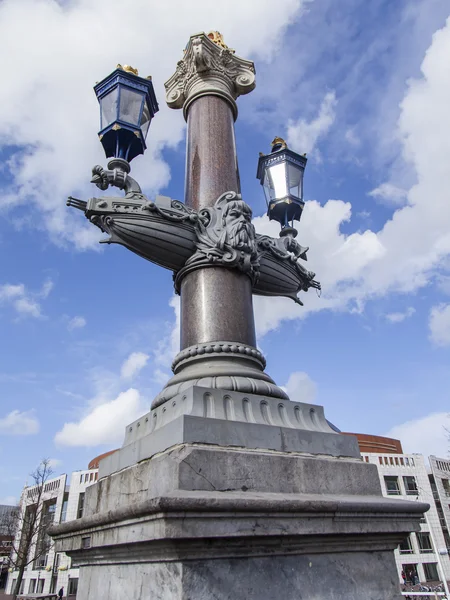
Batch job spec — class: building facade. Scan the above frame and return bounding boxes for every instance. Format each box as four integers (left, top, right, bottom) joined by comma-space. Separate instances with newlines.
429, 455, 450, 554
0, 504, 16, 589
345, 433, 450, 585
5, 468, 98, 597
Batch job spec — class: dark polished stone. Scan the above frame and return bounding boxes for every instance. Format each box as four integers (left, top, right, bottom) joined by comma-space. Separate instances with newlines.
181, 94, 255, 351
185, 96, 240, 211
180, 267, 256, 349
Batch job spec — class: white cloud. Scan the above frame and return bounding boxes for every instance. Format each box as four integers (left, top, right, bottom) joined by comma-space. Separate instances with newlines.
120, 351, 149, 379
152, 368, 170, 387
282, 371, 317, 404
0, 496, 17, 506
287, 91, 337, 155
0, 0, 307, 248
385, 412, 450, 460
154, 296, 180, 369
344, 128, 360, 147
48, 458, 63, 470
0, 410, 39, 435
251, 18, 450, 336
54, 388, 145, 447
368, 182, 408, 205
385, 306, 416, 323
429, 303, 450, 346
67, 315, 87, 331
0, 279, 52, 319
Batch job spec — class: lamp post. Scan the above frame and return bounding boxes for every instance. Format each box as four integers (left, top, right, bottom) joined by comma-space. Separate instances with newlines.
68, 31, 320, 409
53, 31, 429, 600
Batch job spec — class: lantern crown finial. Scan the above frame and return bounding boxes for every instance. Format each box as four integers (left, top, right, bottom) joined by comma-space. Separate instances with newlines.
271, 136, 288, 151
117, 64, 139, 76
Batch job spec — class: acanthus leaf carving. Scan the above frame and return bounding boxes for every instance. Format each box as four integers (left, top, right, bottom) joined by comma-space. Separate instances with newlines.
165, 33, 256, 118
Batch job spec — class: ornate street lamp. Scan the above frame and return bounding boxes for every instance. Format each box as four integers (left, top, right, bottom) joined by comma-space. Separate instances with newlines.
94, 64, 159, 162
257, 137, 307, 235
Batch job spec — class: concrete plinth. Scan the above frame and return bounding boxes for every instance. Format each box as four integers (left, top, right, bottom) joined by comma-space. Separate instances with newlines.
50, 395, 428, 600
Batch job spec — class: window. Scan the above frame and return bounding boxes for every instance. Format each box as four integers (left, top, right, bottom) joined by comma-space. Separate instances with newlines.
60, 492, 69, 523
68, 578, 79, 595
399, 536, 414, 554
417, 532, 433, 554
77, 492, 85, 519
37, 579, 44, 593
384, 476, 400, 495
29, 579, 36, 593
81, 536, 91, 549
442, 479, 450, 496
423, 562, 439, 581
403, 476, 418, 495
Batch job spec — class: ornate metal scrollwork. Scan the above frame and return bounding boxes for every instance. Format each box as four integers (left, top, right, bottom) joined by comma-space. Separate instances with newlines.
67, 164, 320, 304
174, 191, 259, 291
255, 234, 321, 304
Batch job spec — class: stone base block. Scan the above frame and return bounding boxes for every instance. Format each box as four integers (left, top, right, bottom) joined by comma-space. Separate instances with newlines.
50, 444, 428, 600
76, 551, 402, 600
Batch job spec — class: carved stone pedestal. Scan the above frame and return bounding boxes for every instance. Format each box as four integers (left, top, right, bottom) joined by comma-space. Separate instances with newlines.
50, 389, 427, 600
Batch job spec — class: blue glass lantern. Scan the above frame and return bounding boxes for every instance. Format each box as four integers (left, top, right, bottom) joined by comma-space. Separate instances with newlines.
257, 137, 307, 232
94, 64, 159, 162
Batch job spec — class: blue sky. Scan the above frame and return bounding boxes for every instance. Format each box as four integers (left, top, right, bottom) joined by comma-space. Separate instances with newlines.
1, 0, 450, 504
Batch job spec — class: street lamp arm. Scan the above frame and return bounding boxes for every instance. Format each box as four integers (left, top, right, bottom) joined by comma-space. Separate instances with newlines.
90, 159, 142, 195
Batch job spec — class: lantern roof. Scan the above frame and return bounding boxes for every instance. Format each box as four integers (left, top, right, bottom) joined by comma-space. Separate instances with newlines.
94, 66, 158, 117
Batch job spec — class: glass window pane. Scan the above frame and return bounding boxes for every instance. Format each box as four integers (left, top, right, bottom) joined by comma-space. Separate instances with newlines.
384, 476, 400, 495
403, 476, 418, 495
267, 162, 288, 199
423, 562, 439, 581
100, 88, 119, 129
119, 88, 144, 126
287, 162, 303, 197
417, 532, 433, 553
141, 101, 151, 138
399, 536, 413, 554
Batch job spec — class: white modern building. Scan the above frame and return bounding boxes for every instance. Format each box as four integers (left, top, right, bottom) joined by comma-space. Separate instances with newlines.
429, 455, 450, 553
6, 468, 98, 597
346, 433, 450, 586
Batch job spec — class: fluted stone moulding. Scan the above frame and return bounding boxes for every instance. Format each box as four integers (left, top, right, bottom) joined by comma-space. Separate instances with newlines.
165, 32, 256, 119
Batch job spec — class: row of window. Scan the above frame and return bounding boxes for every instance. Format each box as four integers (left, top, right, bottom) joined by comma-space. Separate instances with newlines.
384, 475, 418, 496
79, 471, 98, 484
375, 455, 416, 467
435, 460, 450, 473
399, 532, 434, 555
12, 576, 78, 596
402, 562, 440, 583
26, 478, 61, 498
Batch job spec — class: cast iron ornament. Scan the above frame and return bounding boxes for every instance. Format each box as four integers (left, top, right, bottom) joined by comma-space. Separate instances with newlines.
67, 162, 320, 304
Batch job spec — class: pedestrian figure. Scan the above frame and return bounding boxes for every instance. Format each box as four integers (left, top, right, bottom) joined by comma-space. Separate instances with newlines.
58, 587, 64, 599
401, 570, 407, 585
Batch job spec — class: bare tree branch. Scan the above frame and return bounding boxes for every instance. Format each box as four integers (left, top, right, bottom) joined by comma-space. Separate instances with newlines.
6, 459, 54, 599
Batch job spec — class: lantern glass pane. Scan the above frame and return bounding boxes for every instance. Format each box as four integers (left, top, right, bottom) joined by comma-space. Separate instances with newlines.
141, 101, 151, 139
100, 88, 119, 129
119, 88, 144, 126
287, 162, 303, 198
266, 161, 288, 200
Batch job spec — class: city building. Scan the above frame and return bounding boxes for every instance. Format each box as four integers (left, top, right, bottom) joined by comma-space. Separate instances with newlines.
5, 467, 98, 597
429, 455, 450, 553
346, 433, 450, 586
0, 504, 16, 589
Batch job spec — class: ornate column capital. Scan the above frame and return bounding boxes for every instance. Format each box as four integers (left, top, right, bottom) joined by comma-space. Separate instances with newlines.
164, 32, 256, 120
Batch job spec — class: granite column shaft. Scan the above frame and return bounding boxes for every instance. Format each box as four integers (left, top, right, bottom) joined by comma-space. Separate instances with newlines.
180, 95, 256, 350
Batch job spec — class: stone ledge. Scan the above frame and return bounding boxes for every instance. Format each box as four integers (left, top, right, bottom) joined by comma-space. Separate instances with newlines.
100, 420, 360, 479
50, 489, 428, 564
